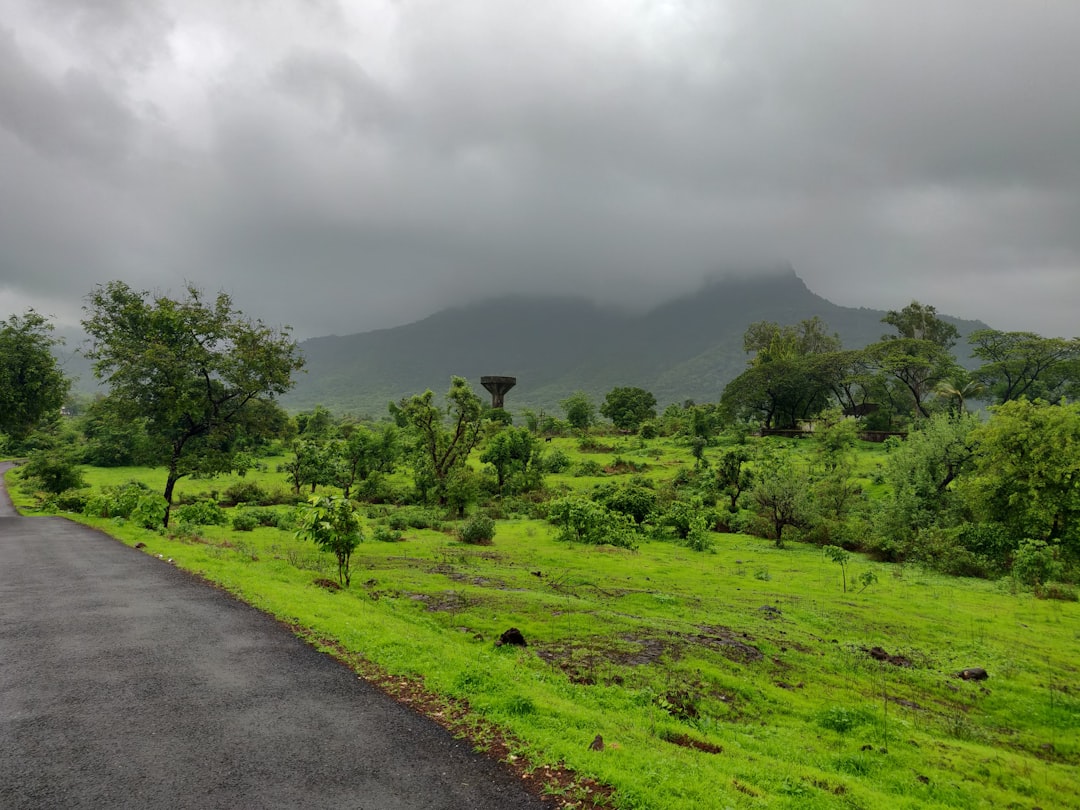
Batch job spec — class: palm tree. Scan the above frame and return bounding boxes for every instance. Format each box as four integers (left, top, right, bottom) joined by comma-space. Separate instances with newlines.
935, 376, 984, 416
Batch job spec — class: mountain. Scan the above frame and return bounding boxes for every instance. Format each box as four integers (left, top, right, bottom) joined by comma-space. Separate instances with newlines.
281, 269, 989, 417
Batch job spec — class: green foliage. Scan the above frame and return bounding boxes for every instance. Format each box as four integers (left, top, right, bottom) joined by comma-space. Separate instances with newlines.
547, 496, 638, 549
230, 511, 260, 532
881, 300, 960, 349
542, 448, 571, 473
480, 427, 543, 494
0, 311, 70, 444
391, 377, 485, 505
746, 453, 813, 546
459, 512, 496, 545
969, 330, 1080, 404
1012, 539, 1065, 588
221, 480, 269, 506
560, 391, 596, 431
823, 544, 851, 591
600, 386, 657, 432
966, 399, 1080, 560
20, 446, 85, 494
78, 397, 155, 467
82, 281, 303, 526
873, 413, 978, 561
713, 446, 753, 513
594, 483, 657, 525
278, 439, 334, 495
333, 423, 400, 499
174, 499, 227, 527
295, 495, 364, 586
371, 525, 403, 543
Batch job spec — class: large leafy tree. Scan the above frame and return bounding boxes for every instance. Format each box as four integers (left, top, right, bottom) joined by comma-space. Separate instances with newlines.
600, 386, 657, 432
721, 318, 840, 429
391, 376, 485, 504
82, 282, 303, 526
480, 426, 543, 494
969, 329, 1080, 405
966, 399, 1080, 558
870, 338, 959, 419
881, 301, 960, 349
0, 311, 70, 443
560, 391, 596, 431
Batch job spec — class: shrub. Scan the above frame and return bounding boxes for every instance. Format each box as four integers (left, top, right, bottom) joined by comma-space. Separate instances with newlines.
174, 499, 227, 527
49, 489, 91, 513
231, 511, 260, 532
371, 525, 404, 543
547, 496, 638, 550
543, 449, 571, 473
83, 480, 151, 519
459, 513, 496, 545
20, 448, 85, 494
130, 494, 167, 529
573, 460, 604, 477
1012, 539, 1064, 587
221, 480, 269, 506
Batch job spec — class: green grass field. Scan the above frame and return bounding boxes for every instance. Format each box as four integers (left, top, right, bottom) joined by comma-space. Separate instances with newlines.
7, 438, 1079, 809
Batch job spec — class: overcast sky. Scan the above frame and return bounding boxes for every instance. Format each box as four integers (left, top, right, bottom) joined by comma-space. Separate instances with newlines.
1, 1, 1078, 341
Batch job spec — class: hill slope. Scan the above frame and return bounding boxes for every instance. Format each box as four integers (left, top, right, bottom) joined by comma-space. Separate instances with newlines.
280, 269, 987, 415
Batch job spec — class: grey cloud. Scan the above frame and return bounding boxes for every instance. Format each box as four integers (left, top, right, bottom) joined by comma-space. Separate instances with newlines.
0, 27, 136, 162
0, 0, 1078, 341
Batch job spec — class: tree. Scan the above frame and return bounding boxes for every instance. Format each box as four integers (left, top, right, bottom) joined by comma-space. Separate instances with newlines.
881, 301, 959, 349
600, 387, 657, 432
874, 412, 978, 559
967, 400, 1080, 558
480, 426, 543, 494
78, 396, 155, 467
969, 329, 1080, 405
746, 454, 813, 546
295, 494, 363, 586
333, 423, 399, 499
390, 376, 485, 504
82, 282, 303, 526
280, 439, 333, 495
869, 338, 959, 419
560, 391, 596, 431
0, 311, 70, 443
714, 447, 754, 513
722, 318, 841, 429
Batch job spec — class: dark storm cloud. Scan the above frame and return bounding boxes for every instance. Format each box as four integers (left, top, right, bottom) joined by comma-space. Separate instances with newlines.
0, 0, 1077, 340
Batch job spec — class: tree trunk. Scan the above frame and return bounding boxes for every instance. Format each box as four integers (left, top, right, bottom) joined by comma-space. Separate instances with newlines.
163, 463, 180, 528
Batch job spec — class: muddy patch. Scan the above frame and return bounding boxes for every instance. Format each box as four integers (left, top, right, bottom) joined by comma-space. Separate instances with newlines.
663, 732, 724, 754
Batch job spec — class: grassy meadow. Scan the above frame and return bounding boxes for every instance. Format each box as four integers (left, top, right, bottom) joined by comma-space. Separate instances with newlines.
7, 435, 1080, 809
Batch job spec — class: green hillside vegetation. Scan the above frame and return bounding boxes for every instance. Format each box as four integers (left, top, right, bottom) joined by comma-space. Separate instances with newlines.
7, 429, 1079, 809
5, 286, 1080, 808
280, 269, 989, 416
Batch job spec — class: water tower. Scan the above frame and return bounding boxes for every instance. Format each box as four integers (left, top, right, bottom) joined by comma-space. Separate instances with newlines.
481, 376, 517, 409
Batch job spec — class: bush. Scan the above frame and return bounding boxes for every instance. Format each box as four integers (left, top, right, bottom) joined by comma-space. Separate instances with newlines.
83, 480, 152, 519
48, 489, 91, 513
543, 449, 571, 473
20, 448, 85, 494
231, 511, 260, 532
1012, 539, 1064, 587
547, 496, 638, 550
459, 512, 496, 545
221, 480, 269, 507
372, 525, 404, 543
573, 460, 604, 477
131, 494, 167, 529
174, 499, 227, 527
388, 506, 444, 531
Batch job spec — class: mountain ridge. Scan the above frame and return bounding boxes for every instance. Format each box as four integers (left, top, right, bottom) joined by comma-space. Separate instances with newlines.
282, 269, 989, 416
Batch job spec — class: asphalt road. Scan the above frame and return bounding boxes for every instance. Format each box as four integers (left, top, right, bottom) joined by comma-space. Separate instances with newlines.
0, 464, 549, 809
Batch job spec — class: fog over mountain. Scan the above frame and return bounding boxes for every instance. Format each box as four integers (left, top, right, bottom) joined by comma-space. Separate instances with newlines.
2, 2, 1078, 340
